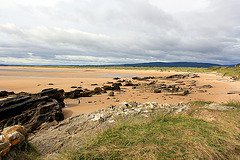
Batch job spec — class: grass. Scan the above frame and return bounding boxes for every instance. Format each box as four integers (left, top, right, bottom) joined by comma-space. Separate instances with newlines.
223, 99, 240, 109
56, 108, 240, 160
2, 140, 41, 160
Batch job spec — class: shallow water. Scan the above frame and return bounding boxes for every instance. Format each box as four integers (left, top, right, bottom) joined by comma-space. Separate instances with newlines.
0, 68, 137, 78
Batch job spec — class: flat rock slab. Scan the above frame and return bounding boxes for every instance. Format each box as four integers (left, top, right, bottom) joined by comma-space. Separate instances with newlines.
200, 103, 237, 110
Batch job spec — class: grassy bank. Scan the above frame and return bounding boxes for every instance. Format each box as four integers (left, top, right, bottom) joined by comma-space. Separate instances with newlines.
55, 101, 240, 160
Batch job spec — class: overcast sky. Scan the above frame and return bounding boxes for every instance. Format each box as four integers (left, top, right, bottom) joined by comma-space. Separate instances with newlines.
0, 0, 239, 65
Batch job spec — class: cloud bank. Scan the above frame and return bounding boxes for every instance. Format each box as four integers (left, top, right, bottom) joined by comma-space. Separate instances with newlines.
0, 0, 239, 65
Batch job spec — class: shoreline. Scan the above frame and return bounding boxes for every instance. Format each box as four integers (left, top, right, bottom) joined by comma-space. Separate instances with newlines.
1, 66, 240, 119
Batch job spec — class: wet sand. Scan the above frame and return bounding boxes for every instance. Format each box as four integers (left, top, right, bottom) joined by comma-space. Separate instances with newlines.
1, 66, 239, 118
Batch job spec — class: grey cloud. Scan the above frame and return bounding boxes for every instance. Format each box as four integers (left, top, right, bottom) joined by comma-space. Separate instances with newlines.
0, 0, 239, 65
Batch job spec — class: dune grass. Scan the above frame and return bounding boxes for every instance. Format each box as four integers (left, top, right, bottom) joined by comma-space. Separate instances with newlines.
2, 141, 40, 160
223, 99, 240, 109
56, 107, 240, 160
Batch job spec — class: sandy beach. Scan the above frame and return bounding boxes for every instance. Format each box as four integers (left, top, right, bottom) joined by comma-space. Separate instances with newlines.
1, 66, 240, 118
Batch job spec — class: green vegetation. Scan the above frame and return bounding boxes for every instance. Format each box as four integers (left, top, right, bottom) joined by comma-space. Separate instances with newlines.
6, 141, 40, 160
223, 99, 240, 109
56, 107, 240, 160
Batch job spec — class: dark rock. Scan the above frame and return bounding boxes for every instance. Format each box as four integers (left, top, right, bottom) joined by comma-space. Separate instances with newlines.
123, 80, 138, 86
197, 85, 213, 89
71, 86, 77, 88
93, 87, 103, 94
48, 83, 54, 85
112, 82, 122, 87
148, 81, 156, 85
64, 89, 93, 99
198, 90, 205, 93
117, 79, 125, 83
113, 77, 120, 80
154, 89, 161, 93
175, 81, 184, 83
102, 85, 114, 91
132, 76, 155, 81
0, 89, 65, 133
227, 91, 240, 94
40, 88, 65, 108
102, 84, 120, 91
112, 83, 122, 90
166, 73, 199, 79
91, 84, 98, 86
164, 90, 189, 96
0, 91, 8, 98
108, 91, 114, 96
0, 91, 15, 98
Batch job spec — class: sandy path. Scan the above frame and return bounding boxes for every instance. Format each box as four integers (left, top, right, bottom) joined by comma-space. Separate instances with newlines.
0, 66, 239, 118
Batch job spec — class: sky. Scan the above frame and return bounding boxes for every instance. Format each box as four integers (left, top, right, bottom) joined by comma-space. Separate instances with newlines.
0, 0, 239, 65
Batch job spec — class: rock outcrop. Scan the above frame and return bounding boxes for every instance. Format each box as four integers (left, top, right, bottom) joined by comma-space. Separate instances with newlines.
0, 91, 15, 98
30, 101, 191, 154
0, 88, 65, 133
200, 103, 237, 110
0, 125, 27, 158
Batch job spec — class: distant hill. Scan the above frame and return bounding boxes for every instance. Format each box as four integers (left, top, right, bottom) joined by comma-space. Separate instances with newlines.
120, 62, 222, 68
81, 62, 233, 68
0, 62, 235, 68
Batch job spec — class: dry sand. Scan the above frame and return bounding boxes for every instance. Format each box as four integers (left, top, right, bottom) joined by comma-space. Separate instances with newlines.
0, 66, 239, 118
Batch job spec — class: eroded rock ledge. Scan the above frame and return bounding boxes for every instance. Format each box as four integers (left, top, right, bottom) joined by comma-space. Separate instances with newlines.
29, 100, 238, 156
29, 101, 192, 154
0, 88, 65, 133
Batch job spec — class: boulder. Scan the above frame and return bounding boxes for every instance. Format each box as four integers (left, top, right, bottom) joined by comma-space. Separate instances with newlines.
64, 89, 93, 99
0, 125, 27, 157
93, 87, 103, 94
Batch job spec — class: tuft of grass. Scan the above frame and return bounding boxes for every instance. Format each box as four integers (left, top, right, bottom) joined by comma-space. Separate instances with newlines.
188, 101, 213, 106
58, 113, 240, 160
224, 99, 240, 109
3, 141, 41, 160
186, 101, 214, 116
